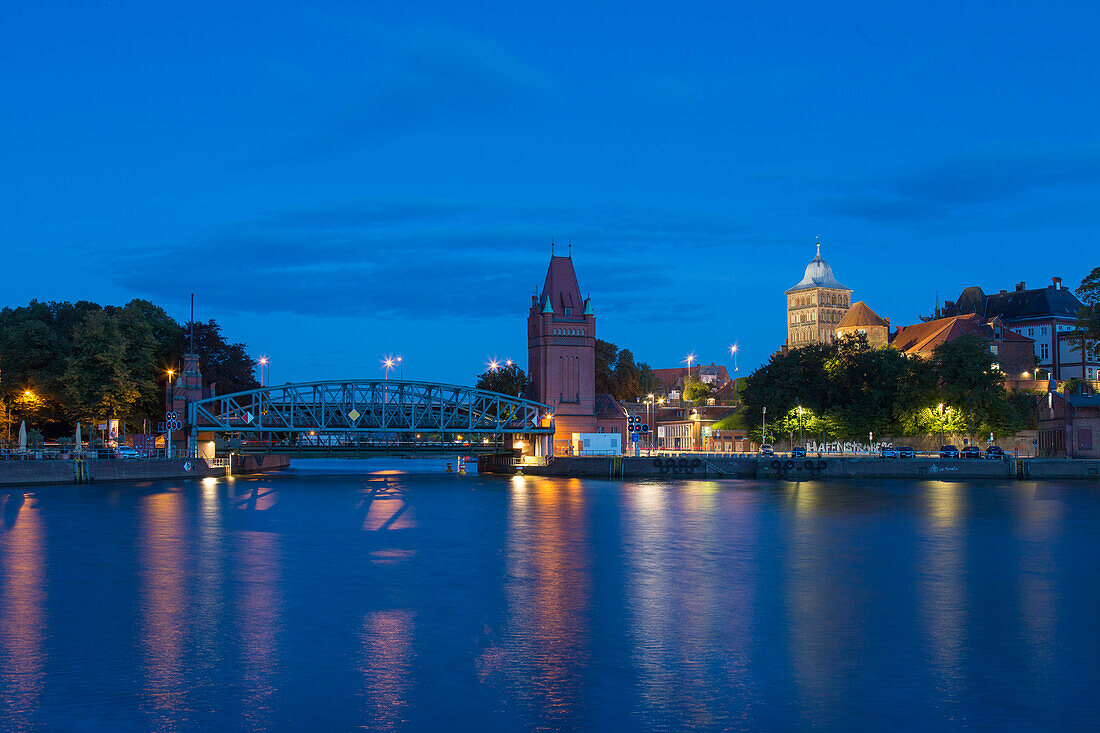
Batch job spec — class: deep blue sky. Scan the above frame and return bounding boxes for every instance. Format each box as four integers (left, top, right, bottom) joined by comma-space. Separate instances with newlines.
3, 2, 1099, 386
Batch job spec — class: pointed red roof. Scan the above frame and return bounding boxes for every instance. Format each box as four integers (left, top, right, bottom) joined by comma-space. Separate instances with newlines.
540, 255, 584, 315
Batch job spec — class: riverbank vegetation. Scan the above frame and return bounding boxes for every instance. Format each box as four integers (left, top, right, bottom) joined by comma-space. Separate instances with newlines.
736, 333, 1036, 443
0, 299, 258, 439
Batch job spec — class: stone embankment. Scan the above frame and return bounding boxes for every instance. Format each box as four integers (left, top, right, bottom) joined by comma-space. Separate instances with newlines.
0, 455, 291, 487
482, 454, 1100, 481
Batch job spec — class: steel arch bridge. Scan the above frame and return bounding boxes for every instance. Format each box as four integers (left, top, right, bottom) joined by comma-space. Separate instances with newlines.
187, 380, 553, 457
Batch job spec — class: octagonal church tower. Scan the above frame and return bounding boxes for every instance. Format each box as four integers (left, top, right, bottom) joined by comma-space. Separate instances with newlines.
785, 242, 853, 348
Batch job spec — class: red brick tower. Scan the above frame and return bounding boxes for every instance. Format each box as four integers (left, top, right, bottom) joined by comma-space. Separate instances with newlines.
528, 250, 626, 455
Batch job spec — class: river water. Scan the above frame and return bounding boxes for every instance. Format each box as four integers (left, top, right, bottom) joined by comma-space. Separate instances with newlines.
0, 460, 1098, 731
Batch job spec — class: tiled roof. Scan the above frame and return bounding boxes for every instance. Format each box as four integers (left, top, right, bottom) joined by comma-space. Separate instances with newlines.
891, 313, 986, 355
946, 284, 1083, 321
540, 255, 584, 315
594, 393, 627, 420
836, 301, 888, 329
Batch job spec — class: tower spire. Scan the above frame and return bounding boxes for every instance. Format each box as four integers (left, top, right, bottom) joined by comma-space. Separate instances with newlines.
816, 235, 821, 258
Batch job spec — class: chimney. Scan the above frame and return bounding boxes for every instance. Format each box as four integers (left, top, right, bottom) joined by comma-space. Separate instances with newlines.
999, 289, 1007, 295
1053, 276, 1062, 290
1016, 281, 1026, 291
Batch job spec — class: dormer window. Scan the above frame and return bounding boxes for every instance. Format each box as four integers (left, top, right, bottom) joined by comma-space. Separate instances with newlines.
564, 307, 572, 315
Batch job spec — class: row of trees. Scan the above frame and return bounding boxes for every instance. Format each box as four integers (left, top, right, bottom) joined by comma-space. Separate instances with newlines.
730, 333, 1036, 442
0, 299, 258, 438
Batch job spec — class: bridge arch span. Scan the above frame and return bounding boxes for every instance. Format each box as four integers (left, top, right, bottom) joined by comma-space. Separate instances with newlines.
187, 379, 553, 457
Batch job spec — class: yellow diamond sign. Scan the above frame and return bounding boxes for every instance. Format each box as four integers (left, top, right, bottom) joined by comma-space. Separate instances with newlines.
348, 409, 361, 421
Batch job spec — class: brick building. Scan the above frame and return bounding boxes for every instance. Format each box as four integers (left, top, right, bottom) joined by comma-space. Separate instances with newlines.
890, 313, 1034, 379
1037, 391, 1100, 458
786, 242, 852, 348
941, 277, 1096, 380
527, 252, 627, 456
835, 301, 890, 347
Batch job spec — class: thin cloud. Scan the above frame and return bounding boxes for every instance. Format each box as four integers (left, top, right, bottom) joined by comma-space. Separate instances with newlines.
106, 201, 739, 321
823, 145, 1100, 227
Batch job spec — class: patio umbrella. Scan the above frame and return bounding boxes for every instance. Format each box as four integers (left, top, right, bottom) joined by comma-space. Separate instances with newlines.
75, 422, 82, 450
18, 421, 27, 451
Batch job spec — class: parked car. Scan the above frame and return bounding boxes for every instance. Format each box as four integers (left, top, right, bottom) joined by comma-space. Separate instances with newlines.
985, 445, 1006, 459
791, 446, 807, 458
115, 446, 141, 459
880, 446, 900, 458
897, 446, 916, 458
939, 445, 960, 459
759, 444, 775, 457
961, 445, 982, 459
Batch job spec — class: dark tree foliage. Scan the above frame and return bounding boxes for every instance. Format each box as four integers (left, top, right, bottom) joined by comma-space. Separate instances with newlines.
176, 320, 260, 396
737, 333, 1032, 441
475, 363, 530, 398
1076, 266, 1100, 348
594, 339, 660, 402
0, 299, 257, 438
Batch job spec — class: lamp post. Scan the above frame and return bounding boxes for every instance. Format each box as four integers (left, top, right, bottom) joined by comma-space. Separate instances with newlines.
729, 343, 738, 373
646, 393, 654, 453
762, 406, 767, 448
257, 356, 269, 387
382, 357, 396, 380
967, 397, 973, 447
684, 352, 695, 402
397, 355, 404, 380
798, 402, 804, 448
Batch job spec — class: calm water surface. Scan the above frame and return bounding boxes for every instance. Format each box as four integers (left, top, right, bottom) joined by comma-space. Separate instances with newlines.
1, 461, 1098, 731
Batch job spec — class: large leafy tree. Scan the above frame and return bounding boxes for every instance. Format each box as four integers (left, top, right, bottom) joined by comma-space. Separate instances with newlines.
1076, 266, 1100, 352
64, 310, 141, 423
737, 333, 1029, 441
594, 339, 660, 402
0, 299, 258, 437
475, 363, 530, 397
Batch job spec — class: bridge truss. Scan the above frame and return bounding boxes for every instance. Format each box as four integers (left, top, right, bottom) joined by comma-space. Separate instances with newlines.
187, 380, 553, 456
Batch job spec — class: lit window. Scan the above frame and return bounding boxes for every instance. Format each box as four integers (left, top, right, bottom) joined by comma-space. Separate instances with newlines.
1041, 343, 1049, 360
990, 344, 998, 355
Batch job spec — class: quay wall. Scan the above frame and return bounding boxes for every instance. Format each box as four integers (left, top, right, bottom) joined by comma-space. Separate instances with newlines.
0, 458, 219, 487
487, 455, 1100, 481
1020, 458, 1100, 480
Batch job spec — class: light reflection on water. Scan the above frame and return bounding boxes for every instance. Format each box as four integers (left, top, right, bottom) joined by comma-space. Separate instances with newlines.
0, 470, 1098, 730
0, 491, 45, 731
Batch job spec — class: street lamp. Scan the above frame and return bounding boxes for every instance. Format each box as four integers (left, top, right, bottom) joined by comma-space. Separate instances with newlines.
646, 393, 655, 452
682, 352, 696, 406
382, 356, 396, 380
729, 343, 739, 373
257, 356, 269, 386
396, 355, 403, 380
797, 402, 804, 447
762, 406, 767, 448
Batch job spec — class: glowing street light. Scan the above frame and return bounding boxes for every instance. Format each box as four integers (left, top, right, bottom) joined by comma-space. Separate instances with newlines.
487, 359, 501, 372
257, 356, 270, 386
396, 355, 404, 380
729, 343, 739, 372
382, 356, 396, 380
